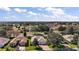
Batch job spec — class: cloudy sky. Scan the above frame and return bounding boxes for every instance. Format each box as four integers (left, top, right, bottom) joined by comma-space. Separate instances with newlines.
0, 7, 79, 22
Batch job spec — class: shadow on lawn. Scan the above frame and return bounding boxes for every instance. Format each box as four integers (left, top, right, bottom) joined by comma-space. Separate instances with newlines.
35, 47, 43, 51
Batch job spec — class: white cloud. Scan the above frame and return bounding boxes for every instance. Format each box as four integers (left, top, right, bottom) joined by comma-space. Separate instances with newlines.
14, 8, 27, 13
28, 11, 37, 15
49, 14, 79, 21
38, 8, 42, 11
45, 7, 79, 21
37, 7, 45, 11
0, 7, 11, 11
4, 16, 10, 19
0, 7, 79, 22
45, 7, 65, 15
39, 14, 49, 17
4, 15, 17, 21
43, 14, 49, 17
64, 15, 79, 21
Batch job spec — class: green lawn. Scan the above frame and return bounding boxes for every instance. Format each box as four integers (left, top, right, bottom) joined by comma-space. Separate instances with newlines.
26, 46, 36, 51
69, 44, 77, 48
27, 32, 44, 36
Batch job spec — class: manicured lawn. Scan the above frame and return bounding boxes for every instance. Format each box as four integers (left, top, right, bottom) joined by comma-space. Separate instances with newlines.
69, 44, 77, 48
27, 32, 44, 36
0, 48, 6, 51
25, 37, 37, 51
26, 46, 36, 51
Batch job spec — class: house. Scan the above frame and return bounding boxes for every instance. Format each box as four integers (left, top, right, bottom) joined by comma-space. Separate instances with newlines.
63, 35, 74, 42
18, 37, 27, 46
0, 37, 10, 48
10, 38, 19, 47
10, 34, 27, 48
6, 26, 20, 38
31, 35, 47, 45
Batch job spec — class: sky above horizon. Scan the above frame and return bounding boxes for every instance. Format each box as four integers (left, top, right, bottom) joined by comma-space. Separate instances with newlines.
0, 7, 79, 22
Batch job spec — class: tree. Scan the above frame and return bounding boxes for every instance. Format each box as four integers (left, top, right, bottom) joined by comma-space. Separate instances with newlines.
69, 27, 74, 34
0, 28, 6, 37
71, 34, 78, 45
58, 26, 66, 31
38, 24, 49, 32
48, 31, 68, 48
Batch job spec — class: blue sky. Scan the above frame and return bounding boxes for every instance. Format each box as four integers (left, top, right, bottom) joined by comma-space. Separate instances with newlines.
0, 7, 79, 22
